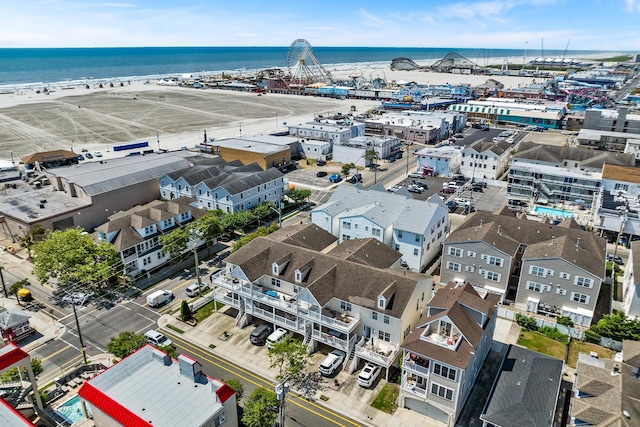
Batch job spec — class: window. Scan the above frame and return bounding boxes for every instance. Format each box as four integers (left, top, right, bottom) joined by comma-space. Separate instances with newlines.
571, 292, 590, 304
448, 247, 462, 257
340, 301, 352, 311
465, 265, 475, 272
486, 271, 500, 281
378, 330, 390, 341
575, 276, 593, 289
556, 287, 567, 296
467, 250, 476, 258
433, 363, 457, 381
271, 278, 281, 288
371, 311, 378, 321
447, 261, 461, 272
414, 248, 419, 256
487, 256, 503, 267
527, 281, 543, 293
415, 235, 420, 243
531, 266, 546, 277
378, 297, 385, 308
614, 183, 629, 191
398, 230, 403, 238
431, 383, 454, 401
342, 221, 351, 230
560, 272, 571, 280
372, 228, 381, 237
214, 412, 226, 426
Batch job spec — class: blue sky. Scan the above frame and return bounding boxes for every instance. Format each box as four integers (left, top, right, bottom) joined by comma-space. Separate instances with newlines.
2, 0, 638, 50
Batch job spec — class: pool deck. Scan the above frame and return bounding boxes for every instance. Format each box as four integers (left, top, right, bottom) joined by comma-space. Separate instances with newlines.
527, 203, 591, 226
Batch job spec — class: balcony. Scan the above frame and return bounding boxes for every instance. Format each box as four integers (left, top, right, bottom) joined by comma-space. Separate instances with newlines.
312, 330, 357, 352
245, 305, 303, 332
420, 324, 461, 350
355, 337, 400, 367
404, 354, 431, 376
212, 289, 240, 309
320, 308, 360, 333
401, 377, 428, 398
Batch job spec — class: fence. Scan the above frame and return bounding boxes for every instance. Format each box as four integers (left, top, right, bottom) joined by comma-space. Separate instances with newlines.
497, 306, 623, 350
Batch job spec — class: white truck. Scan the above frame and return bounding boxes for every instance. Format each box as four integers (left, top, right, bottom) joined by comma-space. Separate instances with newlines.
146, 290, 173, 308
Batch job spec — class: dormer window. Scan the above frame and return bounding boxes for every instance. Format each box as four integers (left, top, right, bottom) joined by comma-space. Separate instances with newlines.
378, 296, 386, 309
295, 271, 301, 282
272, 264, 279, 275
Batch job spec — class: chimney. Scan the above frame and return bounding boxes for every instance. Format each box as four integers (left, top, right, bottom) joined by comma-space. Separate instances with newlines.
576, 238, 580, 249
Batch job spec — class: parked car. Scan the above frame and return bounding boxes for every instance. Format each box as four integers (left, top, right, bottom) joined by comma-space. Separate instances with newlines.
441, 187, 455, 194
266, 328, 289, 349
62, 292, 93, 305
144, 329, 172, 347
446, 201, 458, 212
453, 197, 469, 205
185, 282, 210, 297
347, 173, 362, 184
317, 160, 326, 166
472, 185, 484, 192
316, 171, 328, 177
412, 181, 427, 190
94, 151, 103, 157
408, 172, 425, 179
357, 363, 381, 388
319, 349, 346, 377
387, 184, 403, 192
388, 156, 396, 163
407, 185, 422, 194
329, 173, 342, 183
250, 323, 273, 345
85, 152, 94, 159
77, 154, 85, 161
607, 254, 624, 264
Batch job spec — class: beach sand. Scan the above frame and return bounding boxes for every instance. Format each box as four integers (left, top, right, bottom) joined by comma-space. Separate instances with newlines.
0, 62, 556, 161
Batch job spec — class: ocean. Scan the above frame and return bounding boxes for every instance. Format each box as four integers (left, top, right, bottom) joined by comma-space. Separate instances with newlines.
0, 46, 614, 87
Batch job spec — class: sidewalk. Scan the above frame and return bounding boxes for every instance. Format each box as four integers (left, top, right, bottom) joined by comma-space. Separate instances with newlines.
0, 296, 65, 353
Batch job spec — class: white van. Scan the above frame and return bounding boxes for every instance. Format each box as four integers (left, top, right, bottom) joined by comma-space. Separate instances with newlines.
144, 329, 172, 347
266, 328, 289, 349
146, 290, 173, 307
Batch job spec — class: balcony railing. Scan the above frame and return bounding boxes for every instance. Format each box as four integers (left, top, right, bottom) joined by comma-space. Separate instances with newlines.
212, 289, 240, 309
404, 358, 431, 376
355, 340, 399, 367
246, 305, 302, 332
401, 378, 428, 398
311, 330, 357, 352
320, 312, 360, 333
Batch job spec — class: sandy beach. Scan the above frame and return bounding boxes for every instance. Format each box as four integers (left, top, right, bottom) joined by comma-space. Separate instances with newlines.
0, 60, 571, 161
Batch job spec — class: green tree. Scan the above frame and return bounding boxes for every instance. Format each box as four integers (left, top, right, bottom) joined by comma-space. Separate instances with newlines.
159, 227, 190, 262
242, 388, 278, 427
32, 228, 119, 289
268, 336, 309, 379
287, 188, 311, 204
9, 279, 30, 306
0, 358, 43, 381
589, 310, 640, 341
341, 163, 355, 177
106, 331, 147, 359
18, 223, 47, 261
232, 224, 279, 253
224, 378, 244, 400
515, 313, 538, 331
252, 202, 275, 221
159, 344, 179, 359
363, 149, 379, 169
191, 213, 223, 256
180, 300, 193, 321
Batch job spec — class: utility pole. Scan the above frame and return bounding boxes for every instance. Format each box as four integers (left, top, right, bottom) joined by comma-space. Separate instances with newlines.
276, 381, 290, 427
70, 296, 89, 364
0, 267, 8, 297
190, 229, 203, 297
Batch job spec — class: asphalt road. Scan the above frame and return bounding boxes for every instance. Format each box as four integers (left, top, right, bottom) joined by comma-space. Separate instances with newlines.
164, 329, 364, 427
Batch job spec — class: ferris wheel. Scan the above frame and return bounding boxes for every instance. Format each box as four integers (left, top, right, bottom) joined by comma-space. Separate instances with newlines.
286, 39, 332, 84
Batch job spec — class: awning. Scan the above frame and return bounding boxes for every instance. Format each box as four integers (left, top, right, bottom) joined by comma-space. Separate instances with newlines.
527, 296, 540, 303
484, 285, 505, 294
561, 306, 593, 317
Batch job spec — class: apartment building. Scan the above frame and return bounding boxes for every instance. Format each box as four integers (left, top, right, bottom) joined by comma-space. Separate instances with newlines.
441, 209, 606, 326
95, 197, 206, 276
592, 163, 640, 238
622, 241, 640, 318
79, 345, 238, 427
398, 282, 500, 424
311, 186, 449, 272
211, 224, 433, 379
459, 139, 511, 181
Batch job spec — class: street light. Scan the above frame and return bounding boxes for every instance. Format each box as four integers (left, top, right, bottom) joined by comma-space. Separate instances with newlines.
275, 381, 290, 427
269, 202, 283, 227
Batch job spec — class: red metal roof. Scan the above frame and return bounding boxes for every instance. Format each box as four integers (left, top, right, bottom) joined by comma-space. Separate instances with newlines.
78, 382, 151, 427
0, 397, 33, 425
215, 383, 235, 404
0, 344, 29, 371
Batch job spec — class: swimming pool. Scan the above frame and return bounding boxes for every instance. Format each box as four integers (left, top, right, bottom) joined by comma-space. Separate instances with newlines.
534, 206, 577, 219
55, 395, 91, 425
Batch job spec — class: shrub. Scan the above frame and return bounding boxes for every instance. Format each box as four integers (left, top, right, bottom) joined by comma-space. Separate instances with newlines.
515, 313, 538, 331
224, 378, 244, 400
584, 329, 602, 344
539, 326, 569, 344
557, 316, 574, 327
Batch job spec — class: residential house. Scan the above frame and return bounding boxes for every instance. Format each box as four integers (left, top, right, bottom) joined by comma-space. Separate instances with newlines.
159, 160, 287, 214
460, 139, 512, 182
622, 241, 640, 318
592, 163, 640, 238
95, 197, 207, 276
441, 209, 606, 326
311, 185, 449, 272
479, 345, 564, 427
569, 340, 640, 426
211, 224, 433, 379
332, 136, 398, 166
288, 120, 364, 145
507, 141, 634, 205
398, 282, 500, 424
78, 345, 238, 427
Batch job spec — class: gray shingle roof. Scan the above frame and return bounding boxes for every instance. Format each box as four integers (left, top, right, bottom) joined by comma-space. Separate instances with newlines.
514, 141, 635, 168
266, 223, 338, 251
446, 212, 606, 277
327, 238, 402, 269
224, 235, 425, 317
480, 345, 563, 427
